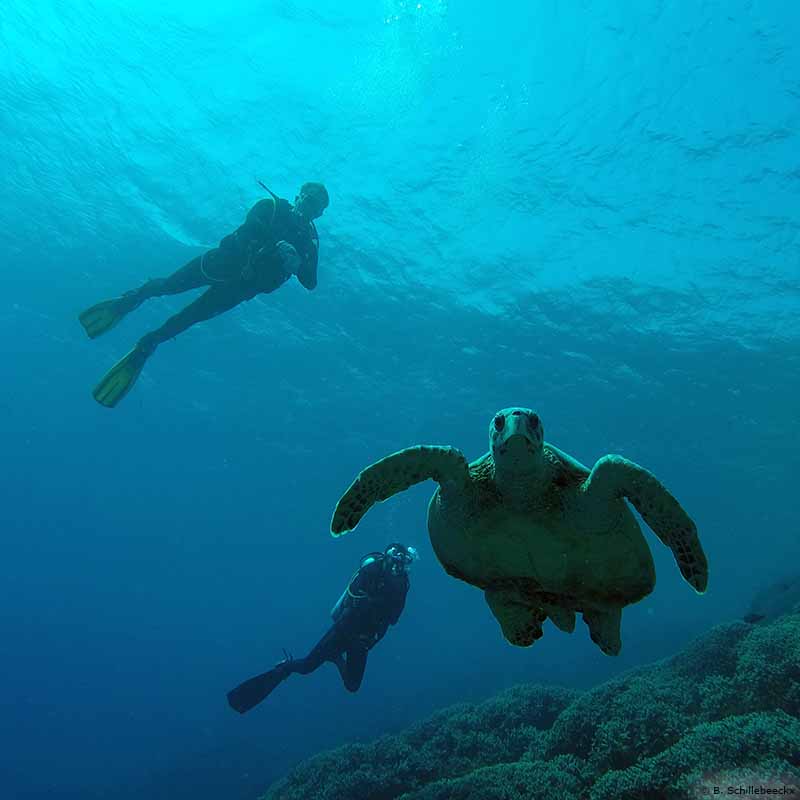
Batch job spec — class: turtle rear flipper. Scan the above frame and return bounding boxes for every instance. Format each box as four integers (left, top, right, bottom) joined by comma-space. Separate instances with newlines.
582, 606, 622, 656
484, 589, 546, 647
542, 602, 576, 633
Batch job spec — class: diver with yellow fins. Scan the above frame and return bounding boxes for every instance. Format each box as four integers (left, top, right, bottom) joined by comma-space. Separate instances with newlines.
227, 544, 418, 714
78, 181, 329, 407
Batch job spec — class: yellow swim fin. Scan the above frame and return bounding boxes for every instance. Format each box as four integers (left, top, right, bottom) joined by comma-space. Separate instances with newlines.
92, 346, 150, 408
79, 292, 142, 339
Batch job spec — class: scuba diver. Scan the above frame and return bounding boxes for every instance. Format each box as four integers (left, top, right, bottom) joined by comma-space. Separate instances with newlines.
78, 181, 329, 408
227, 543, 418, 714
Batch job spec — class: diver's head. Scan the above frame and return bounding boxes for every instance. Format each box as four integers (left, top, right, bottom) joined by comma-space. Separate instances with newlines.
383, 543, 419, 576
294, 182, 329, 220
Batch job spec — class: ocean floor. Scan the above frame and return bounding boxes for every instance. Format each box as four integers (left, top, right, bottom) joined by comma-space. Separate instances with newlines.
261, 612, 800, 800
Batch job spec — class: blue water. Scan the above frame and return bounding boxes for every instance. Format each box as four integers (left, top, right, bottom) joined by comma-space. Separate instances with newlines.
1, 1, 798, 797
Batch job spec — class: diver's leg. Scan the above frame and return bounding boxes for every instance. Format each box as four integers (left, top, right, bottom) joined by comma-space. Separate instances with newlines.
79, 253, 230, 340
90, 277, 250, 406
339, 646, 368, 693
125, 248, 241, 307
286, 626, 346, 677
226, 627, 344, 714
128, 255, 210, 302
136, 282, 255, 353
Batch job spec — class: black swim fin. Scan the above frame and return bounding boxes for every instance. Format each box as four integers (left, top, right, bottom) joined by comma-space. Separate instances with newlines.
227, 666, 289, 714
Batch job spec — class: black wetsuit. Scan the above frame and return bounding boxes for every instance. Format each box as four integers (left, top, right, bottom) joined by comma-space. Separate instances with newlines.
226, 555, 409, 713
133, 197, 319, 348
287, 556, 409, 692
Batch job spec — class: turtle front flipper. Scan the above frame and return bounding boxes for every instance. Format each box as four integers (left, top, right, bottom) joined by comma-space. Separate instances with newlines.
331, 445, 469, 536
484, 589, 547, 647
583, 455, 708, 594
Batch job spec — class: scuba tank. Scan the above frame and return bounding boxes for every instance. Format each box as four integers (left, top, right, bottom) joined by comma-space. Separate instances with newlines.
330, 553, 383, 621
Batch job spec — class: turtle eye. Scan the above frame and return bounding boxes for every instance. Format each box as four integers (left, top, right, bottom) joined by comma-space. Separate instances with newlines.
493, 414, 505, 431
529, 414, 540, 428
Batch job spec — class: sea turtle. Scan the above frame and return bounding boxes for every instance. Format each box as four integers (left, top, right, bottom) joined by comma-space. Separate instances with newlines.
331, 407, 708, 655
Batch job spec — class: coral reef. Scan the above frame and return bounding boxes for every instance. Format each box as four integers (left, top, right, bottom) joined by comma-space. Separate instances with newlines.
261, 614, 800, 799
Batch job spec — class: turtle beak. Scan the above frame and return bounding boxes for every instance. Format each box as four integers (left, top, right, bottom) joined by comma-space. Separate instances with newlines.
496, 412, 540, 456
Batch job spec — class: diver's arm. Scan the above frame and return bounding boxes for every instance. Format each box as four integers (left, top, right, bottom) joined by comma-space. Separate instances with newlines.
372, 621, 390, 644
295, 221, 319, 290
370, 579, 408, 645
387, 580, 409, 626
296, 250, 318, 291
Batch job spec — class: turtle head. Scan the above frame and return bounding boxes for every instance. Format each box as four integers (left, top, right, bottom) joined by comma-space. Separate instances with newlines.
489, 407, 544, 475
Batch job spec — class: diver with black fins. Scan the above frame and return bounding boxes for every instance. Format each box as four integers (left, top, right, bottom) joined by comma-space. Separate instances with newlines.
227, 543, 418, 714
78, 181, 329, 408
